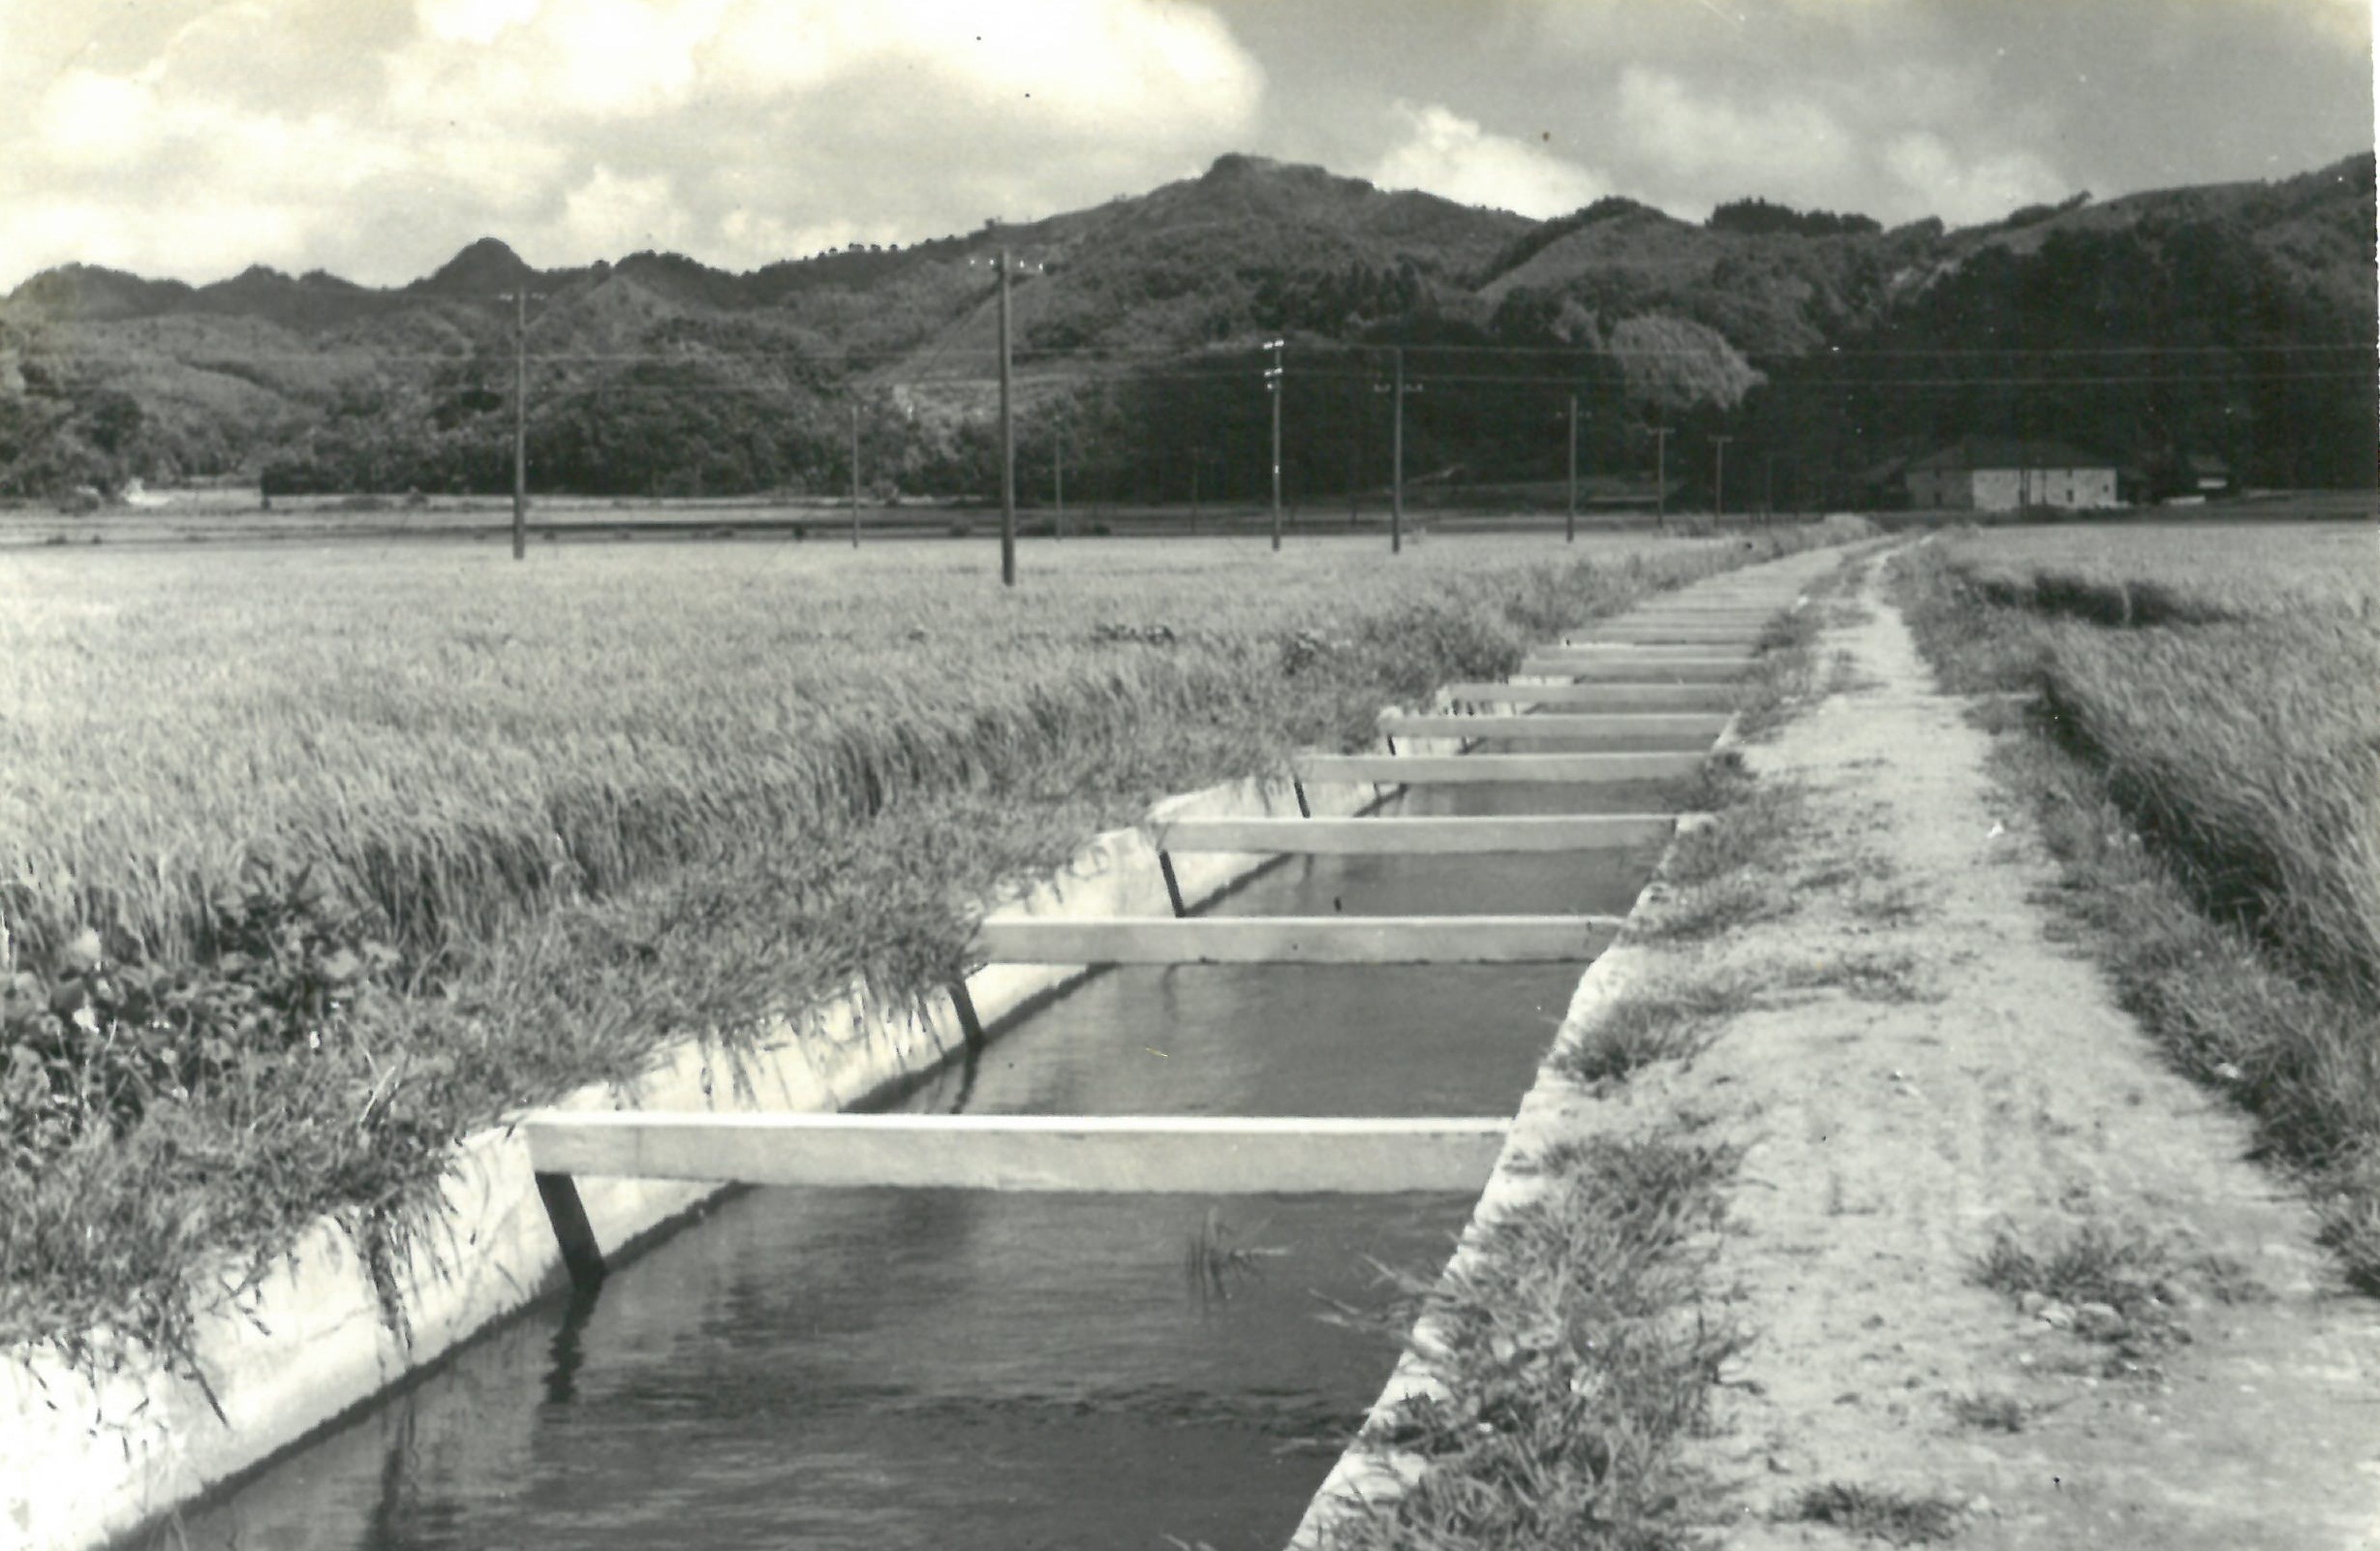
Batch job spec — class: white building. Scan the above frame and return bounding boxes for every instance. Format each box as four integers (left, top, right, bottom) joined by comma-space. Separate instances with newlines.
1904, 438, 2120, 512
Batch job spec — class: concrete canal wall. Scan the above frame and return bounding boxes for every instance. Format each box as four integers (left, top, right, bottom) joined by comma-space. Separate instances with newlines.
1290, 575, 1817, 1546
5, 761, 1425, 1551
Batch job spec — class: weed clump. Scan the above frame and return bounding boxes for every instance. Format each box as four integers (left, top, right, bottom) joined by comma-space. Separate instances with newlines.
1948, 1392, 2027, 1433
1784, 1482, 1964, 1545
1322, 1136, 1743, 1550
1554, 978, 1753, 1088
1635, 779, 1807, 943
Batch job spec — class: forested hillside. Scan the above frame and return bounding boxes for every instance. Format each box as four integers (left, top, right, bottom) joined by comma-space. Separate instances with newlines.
2, 149, 2370, 508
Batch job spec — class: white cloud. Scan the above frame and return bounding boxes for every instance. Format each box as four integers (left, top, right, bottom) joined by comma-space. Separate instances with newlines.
1884, 133, 2067, 226
37, 70, 159, 168
417, 0, 541, 45
702, 0, 1260, 135
0, 0, 1266, 288
1613, 67, 1861, 210
1368, 102, 1604, 216
562, 165, 693, 252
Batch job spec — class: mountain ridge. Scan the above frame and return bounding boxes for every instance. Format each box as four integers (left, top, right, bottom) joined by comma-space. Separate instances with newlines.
1, 147, 2369, 502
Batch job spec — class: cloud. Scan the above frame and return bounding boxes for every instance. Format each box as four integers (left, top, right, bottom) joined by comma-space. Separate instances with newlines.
1612, 67, 1861, 209
1883, 133, 2066, 226
36, 70, 159, 169
418, 0, 541, 46
561, 165, 693, 254
0, 0, 1266, 288
1368, 102, 1604, 216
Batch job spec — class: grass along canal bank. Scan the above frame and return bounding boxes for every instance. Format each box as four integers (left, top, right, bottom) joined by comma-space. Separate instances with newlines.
1890, 524, 2380, 1289
2, 526, 1865, 1548
1306, 542, 2380, 1549
1296, 547, 1861, 1548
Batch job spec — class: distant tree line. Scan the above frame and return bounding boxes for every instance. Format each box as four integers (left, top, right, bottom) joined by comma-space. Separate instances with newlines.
6, 166, 2370, 509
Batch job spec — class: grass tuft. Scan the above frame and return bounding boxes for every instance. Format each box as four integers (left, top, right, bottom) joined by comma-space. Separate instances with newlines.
1948, 1392, 2027, 1433
1975, 1219, 2178, 1323
1770, 949, 1937, 1004
1321, 1136, 1743, 1550
1553, 979, 1754, 1088
1784, 1482, 1964, 1545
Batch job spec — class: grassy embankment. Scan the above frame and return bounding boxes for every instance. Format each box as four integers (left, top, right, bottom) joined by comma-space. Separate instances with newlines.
1319, 551, 1870, 1550
0, 526, 1863, 1371
1892, 520, 2380, 1286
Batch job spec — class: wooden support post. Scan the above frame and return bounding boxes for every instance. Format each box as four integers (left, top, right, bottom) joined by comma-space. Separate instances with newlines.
534, 1170, 606, 1291
977, 915, 1621, 965
523, 1113, 1512, 1195
948, 979, 988, 1050
1158, 851, 1189, 917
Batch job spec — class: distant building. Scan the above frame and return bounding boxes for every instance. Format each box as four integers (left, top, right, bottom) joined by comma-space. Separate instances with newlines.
2183, 452, 2235, 495
1903, 437, 2119, 512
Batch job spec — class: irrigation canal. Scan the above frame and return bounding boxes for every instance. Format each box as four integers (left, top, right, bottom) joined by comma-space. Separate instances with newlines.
165, 580, 1805, 1551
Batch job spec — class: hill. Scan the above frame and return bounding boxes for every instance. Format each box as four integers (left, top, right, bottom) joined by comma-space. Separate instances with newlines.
1, 149, 2369, 505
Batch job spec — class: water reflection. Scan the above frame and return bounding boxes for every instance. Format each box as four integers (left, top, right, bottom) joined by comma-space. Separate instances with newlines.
170, 782, 1663, 1551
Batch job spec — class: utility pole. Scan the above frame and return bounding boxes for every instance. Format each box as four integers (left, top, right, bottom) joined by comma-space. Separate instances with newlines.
1392, 348, 1405, 553
850, 401, 861, 548
1376, 348, 1424, 553
1263, 338, 1284, 551
1712, 435, 1734, 523
1565, 392, 1580, 543
1650, 426, 1672, 529
499, 287, 543, 560
1053, 420, 1065, 541
997, 246, 1016, 586
1347, 368, 1363, 525
1764, 452, 1776, 524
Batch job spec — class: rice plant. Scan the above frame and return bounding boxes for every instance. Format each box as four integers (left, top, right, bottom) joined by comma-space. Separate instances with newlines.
1, 527, 1869, 1361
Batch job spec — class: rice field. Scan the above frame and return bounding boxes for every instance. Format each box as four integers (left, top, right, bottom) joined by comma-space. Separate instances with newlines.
1904, 517, 2380, 1284
1946, 519, 2379, 619
0, 525, 1861, 1357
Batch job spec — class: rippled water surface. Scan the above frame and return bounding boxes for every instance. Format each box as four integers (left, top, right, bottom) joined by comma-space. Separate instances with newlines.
173, 781, 1667, 1551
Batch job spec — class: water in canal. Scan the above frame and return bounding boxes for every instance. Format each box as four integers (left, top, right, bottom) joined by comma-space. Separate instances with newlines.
170, 778, 1679, 1551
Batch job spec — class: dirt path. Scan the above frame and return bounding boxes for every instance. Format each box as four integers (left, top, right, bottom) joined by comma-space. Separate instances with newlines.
1625, 551, 2380, 1548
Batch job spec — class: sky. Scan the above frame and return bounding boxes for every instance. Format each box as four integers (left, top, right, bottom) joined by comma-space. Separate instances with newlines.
0, 0, 2371, 291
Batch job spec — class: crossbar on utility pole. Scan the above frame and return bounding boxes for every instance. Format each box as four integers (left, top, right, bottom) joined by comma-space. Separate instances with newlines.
998, 247, 1016, 586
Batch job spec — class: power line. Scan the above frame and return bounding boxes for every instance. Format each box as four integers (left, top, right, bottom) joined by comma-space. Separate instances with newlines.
30, 339, 2371, 367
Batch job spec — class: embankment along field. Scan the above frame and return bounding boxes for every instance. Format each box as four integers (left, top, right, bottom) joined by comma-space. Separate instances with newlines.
0, 525, 1858, 1365
1901, 518, 2380, 1281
